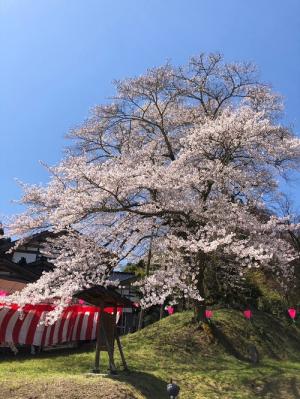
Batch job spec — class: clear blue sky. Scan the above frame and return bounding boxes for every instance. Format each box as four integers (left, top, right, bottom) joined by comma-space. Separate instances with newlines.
1, 0, 300, 219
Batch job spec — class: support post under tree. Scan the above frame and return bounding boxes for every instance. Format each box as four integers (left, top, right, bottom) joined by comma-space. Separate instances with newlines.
137, 308, 144, 330
159, 304, 164, 320
93, 302, 104, 373
113, 306, 128, 371
116, 334, 129, 371
100, 319, 117, 374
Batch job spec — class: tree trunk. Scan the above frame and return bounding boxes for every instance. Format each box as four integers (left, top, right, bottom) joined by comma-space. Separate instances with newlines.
193, 256, 207, 322
159, 304, 164, 320
138, 234, 153, 331
194, 301, 206, 322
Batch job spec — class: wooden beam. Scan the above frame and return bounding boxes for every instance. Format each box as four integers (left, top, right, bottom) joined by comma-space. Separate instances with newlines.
93, 302, 104, 373
100, 320, 117, 374
116, 335, 128, 372
113, 306, 129, 372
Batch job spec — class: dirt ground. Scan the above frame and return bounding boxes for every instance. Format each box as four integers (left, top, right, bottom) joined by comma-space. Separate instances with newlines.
1, 377, 143, 399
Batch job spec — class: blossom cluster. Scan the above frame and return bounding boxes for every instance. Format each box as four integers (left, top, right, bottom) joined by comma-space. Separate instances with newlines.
6, 54, 300, 313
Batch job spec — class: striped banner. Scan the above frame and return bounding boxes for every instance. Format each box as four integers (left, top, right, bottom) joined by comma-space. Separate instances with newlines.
0, 303, 122, 346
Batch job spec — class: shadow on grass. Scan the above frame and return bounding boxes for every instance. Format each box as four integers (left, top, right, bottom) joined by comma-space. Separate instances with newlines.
291, 377, 300, 399
0, 344, 97, 376
0, 342, 95, 362
111, 370, 166, 399
257, 377, 300, 398
242, 364, 300, 399
209, 322, 249, 362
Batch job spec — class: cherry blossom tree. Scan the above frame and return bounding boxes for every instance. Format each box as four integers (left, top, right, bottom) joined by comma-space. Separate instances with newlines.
6, 53, 300, 320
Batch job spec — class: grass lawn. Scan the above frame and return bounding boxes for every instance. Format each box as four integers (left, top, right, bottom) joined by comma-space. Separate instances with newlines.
1, 309, 300, 398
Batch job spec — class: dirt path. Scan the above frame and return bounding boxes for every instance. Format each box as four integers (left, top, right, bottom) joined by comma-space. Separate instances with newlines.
1, 377, 143, 399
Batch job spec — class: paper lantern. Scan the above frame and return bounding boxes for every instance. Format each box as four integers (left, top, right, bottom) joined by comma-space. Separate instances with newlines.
243, 310, 252, 320
167, 306, 174, 315
288, 308, 296, 320
205, 309, 213, 319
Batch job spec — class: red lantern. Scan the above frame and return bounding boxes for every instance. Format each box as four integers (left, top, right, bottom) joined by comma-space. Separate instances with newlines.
288, 308, 296, 320
205, 309, 213, 319
243, 310, 252, 320
167, 306, 174, 315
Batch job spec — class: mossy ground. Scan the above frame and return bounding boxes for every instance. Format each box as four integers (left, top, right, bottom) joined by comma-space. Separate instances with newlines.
1, 309, 300, 398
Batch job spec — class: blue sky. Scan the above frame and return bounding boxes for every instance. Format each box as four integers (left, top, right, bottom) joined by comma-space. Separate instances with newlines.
1, 0, 300, 220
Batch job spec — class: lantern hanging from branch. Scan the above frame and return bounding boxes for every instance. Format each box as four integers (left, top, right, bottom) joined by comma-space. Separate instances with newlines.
205, 309, 213, 319
243, 310, 252, 320
288, 308, 296, 321
167, 306, 174, 315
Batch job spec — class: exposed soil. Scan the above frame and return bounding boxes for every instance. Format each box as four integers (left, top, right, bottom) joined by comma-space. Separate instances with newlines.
1, 377, 142, 399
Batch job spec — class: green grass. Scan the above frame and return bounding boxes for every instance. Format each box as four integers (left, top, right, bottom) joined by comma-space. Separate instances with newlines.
2, 309, 300, 398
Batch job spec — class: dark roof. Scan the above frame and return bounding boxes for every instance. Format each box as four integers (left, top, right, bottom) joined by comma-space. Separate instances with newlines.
74, 286, 133, 307
0, 238, 13, 254
0, 231, 137, 300
0, 255, 55, 283
0, 230, 65, 255
0, 278, 26, 294
109, 271, 137, 285
0, 258, 41, 283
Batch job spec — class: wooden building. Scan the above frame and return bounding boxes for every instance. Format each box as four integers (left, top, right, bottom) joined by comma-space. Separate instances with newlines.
0, 228, 139, 333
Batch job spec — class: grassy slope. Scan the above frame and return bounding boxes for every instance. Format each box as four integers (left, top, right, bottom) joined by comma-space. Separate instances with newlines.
120, 309, 300, 398
2, 309, 300, 398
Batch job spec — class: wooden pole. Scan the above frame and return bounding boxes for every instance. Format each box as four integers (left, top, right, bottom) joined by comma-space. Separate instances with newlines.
93, 303, 104, 373
159, 304, 164, 320
114, 305, 129, 371
100, 321, 117, 374
137, 308, 144, 331
116, 335, 129, 371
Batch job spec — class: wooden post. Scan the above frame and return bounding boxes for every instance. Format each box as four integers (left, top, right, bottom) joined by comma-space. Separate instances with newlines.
159, 304, 164, 320
116, 334, 129, 371
93, 303, 104, 373
114, 305, 129, 371
137, 308, 144, 331
100, 321, 117, 374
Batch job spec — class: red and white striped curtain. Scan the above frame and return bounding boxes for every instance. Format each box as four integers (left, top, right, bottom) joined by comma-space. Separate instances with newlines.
0, 304, 122, 346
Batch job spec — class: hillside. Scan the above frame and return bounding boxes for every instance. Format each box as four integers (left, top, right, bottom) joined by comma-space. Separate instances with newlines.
1, 309, 300, 398
119, 309, 300, 398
